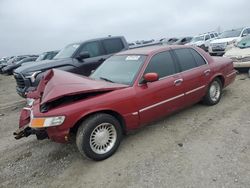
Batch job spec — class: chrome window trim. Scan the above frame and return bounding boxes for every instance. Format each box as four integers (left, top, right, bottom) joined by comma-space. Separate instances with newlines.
137, 48, 209, 86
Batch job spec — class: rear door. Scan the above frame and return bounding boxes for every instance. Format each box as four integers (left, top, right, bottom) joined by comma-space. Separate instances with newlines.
135, 51, 185, 125
173, 48, 210, 106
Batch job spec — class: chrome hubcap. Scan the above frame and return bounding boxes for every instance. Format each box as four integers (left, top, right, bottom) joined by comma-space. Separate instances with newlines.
90, 123, 117, 154
209, 81, 221, 102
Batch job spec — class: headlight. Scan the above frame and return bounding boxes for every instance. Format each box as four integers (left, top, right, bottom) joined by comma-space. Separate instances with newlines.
30, 116, 65, 128
25, 71, 41, 83
26, 98, 35, 106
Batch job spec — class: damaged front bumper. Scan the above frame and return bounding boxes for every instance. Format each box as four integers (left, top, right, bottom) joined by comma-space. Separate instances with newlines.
14, 106, 70, 143
13, 125, 48, 140
13, 107, 48, 140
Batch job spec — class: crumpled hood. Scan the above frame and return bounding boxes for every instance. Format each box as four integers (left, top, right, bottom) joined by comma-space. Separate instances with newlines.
30, 69, 128, 104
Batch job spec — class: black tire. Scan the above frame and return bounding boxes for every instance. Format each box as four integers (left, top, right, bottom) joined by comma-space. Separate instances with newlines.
76, 113, 123, 161
203, 78, 222, 106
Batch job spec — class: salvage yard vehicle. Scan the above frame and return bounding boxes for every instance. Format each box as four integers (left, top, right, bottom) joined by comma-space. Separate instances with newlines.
172, 37, 193, 45
14, 45, 237, 161
2, 56, 38, 75
209, 27, 250, 56
13, 36, 129, 97
224, 36, 250, 70
186, 32, 215, 51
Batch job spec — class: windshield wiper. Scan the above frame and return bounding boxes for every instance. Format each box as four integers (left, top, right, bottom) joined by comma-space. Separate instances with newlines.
99, 77, 114, 83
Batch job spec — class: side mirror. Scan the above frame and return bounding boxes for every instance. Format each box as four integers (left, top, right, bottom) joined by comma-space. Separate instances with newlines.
77, 51, 90, 61
142, 73, 159, 83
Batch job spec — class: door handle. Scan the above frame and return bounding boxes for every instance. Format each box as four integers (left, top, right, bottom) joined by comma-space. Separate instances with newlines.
204, 69, 211, 76
174, 79, 183, 85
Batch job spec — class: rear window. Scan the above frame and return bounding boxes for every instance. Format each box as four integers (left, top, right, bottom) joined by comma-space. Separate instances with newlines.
190, 49, 206, 66
102, 38, 124, 54
174, 48, 197, 71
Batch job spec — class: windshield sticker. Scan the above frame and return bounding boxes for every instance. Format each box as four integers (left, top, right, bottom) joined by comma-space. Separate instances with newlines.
126, 56, 141, 61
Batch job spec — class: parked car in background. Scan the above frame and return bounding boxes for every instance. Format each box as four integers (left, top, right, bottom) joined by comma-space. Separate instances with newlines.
0, 56, 29, 73
14, 45, 236, 160
2, 56, 38, 75
186, 32, 216, 51
35, 50, 59, 62
161, 38, 179, 45
209, 27, 250, 56
224, 36, 250, 70
14, 36, 129, 97
172, 37, 192, 45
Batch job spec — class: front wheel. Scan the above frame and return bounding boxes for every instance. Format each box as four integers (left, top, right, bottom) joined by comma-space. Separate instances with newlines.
203, 78, 222, 105
76, 113, 122, 161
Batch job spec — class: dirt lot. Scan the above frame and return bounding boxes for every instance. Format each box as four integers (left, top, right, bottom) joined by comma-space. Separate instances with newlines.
0, 73, 250, 188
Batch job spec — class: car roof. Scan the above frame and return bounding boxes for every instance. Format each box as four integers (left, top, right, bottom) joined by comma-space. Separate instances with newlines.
117, 45, 190, 55
68, 36, 125, 45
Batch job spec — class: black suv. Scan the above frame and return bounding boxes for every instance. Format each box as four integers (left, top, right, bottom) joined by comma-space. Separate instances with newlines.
14, 36, 129, 97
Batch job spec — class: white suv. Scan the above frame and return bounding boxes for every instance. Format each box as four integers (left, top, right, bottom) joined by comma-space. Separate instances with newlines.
209, 27, 250, 56
186, 32, 218, 51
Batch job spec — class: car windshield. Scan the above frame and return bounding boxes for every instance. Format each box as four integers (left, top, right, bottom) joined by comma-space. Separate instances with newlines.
218, 29, 242, 39
191, 36, 204, 42
90, 55, 146, 85
53, 43, 80, 59
36, 53, 46, 61
237, 37, 250, 48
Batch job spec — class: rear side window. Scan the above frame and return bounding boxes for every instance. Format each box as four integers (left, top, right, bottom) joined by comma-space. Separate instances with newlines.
174, 48, 197, 71
80, 41, 104, 58
190, 49, 207, 66
144, 51, 176, 78
210, 33, 215, 38
102, 38, 124, 54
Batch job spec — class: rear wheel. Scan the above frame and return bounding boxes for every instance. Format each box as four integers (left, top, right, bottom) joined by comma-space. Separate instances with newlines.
203, 78, 222, 105
76, 113, 122, 161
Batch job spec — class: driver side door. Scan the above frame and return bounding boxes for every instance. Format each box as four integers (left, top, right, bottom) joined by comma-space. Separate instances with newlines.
135, 50, 185, 125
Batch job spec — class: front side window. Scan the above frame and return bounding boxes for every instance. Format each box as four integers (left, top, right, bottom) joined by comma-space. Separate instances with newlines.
79, 41, 104, 58
144, 51, 176, 78
174, 48, 197, 71
205, 35, 210, 40
102, 38, 124, 54
91, 55, 146, 85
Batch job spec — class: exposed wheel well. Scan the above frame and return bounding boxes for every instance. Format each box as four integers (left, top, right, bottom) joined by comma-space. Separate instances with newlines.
70, 110, 127, 135
215, 75, 225, 87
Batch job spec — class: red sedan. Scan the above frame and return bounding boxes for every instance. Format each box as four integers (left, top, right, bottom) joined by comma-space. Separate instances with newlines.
14, 45, 236, 160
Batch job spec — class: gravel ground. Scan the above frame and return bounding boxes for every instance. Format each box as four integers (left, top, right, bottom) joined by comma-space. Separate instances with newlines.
0, 73, 250, 188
